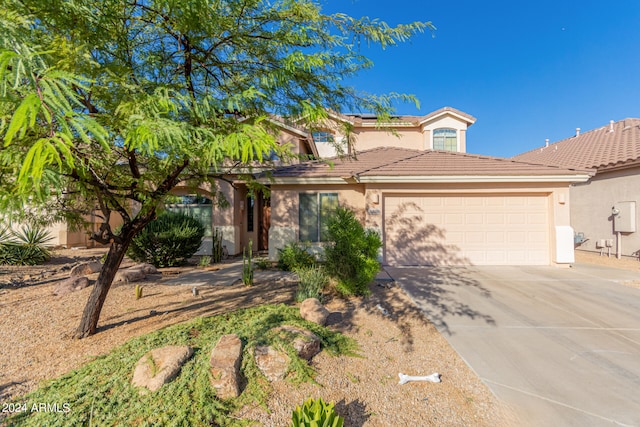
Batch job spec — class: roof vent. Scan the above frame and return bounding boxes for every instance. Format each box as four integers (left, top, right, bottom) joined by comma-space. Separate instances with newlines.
575, 127, 580, 137
545, 138, 549, 147
610, 120, 614, 132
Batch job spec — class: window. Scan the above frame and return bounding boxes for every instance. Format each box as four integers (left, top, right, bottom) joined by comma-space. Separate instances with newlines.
299, 193, 338, 242
433, 128, 457, 151
247, 195, 254, 232
312, 131, 335, 144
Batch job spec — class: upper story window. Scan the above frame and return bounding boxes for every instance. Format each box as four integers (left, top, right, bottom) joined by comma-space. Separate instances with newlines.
433, 128, 457, 152
312, 131, 335, 144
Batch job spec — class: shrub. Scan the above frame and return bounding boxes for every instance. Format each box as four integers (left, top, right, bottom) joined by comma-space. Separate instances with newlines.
323, 207, 382, 296
254, 257, 272, 270
291, 397, 344, 427
277, 242, 316, 271
0, 225, 52, 266
127, 211, 205, 267
295, 266, 329, 302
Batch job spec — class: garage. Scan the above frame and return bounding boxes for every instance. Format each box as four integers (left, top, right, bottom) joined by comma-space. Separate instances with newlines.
383, 194, 550, 266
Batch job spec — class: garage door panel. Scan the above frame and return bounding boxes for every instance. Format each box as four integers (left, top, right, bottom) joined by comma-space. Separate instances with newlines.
384, 194, 549, 266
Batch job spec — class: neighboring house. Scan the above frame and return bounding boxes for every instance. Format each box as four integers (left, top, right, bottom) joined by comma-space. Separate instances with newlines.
265, 107, 591, 266
513, 118, 640, 258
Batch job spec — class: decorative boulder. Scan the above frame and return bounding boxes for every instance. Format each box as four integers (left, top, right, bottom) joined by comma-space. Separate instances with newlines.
131, 263, 158, 274
53, 276, 91, 296
70, 261, 102, 277
254, 346, 290, 382
273, 326, 321, 361
210, 334, 243, 399
300, 298, 330, 326
132, 345, 193, 393
114, 269, 146, 284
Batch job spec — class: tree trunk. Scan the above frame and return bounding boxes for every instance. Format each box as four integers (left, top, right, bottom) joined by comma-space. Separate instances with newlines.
75, 239, 131, 338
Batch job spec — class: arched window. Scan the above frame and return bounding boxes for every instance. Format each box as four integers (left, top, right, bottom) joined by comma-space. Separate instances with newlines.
433, 128, 457, 151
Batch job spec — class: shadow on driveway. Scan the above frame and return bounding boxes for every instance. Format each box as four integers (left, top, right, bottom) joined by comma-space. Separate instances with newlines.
383, 266, 495, 336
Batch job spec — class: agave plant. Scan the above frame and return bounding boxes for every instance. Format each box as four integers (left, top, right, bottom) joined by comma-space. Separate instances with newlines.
0, 225, 53, 265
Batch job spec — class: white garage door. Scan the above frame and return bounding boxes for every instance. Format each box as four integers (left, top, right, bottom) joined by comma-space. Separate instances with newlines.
384, 194, 550, 266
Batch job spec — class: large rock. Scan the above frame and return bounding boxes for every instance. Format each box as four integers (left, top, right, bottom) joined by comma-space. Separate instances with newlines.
53, 276, 91, 296
300, 298, 330, 326
114, 268, 146, 284
210, 334, 243, 399
273, 326, 321, 361
131, 263, 158, 274
254, 346, 290, 382
132, 345, 193, 393
70, 261, 102, 277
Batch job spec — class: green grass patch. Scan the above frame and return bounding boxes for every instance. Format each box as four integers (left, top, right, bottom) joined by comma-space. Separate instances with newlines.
6, 304, 358, 427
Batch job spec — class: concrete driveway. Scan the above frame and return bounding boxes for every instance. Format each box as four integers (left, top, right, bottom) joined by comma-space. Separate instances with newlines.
385, 264, 640, 427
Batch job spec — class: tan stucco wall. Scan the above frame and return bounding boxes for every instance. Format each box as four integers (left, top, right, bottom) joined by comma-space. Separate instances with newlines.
571, 168, 640, 257
351, 128, 423, 152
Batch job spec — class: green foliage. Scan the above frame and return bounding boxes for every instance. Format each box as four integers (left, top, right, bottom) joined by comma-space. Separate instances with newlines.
278, 242, 316, 271
323, 207, 382, 296
295, 266, 329, 303
5, 304, 358, 427
254, 257, 272, 270
199, 256, 211, 267
291, 397, 344, 427
127, 211, 205, 268
0, 225, 52, 265
242, 240, 254, 286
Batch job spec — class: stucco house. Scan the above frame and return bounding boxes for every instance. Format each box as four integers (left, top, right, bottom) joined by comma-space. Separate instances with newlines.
513, 118, 640, 259
265, 108, 592, 266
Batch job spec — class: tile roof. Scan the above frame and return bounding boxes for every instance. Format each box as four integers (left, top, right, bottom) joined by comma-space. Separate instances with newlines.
270, 147, 586, 179
512, 118, 640, 170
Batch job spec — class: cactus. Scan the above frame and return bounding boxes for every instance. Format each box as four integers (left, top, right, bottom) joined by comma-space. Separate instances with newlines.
135, 284, 143, 300
212, 228, 223, 263
242, 239, 254, 286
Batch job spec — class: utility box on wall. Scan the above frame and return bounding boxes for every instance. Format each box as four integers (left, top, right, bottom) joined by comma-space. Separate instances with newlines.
613, 201, 636, 233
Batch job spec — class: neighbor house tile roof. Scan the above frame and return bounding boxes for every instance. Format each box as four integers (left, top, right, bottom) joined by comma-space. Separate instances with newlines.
513, 118, 640, 170
270, 147, 586, 179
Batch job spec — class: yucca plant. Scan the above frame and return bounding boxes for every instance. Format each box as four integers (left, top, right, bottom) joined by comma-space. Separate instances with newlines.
291, 397, 344, 427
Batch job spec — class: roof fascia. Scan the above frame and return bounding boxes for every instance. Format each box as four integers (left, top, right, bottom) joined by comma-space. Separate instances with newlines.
418, 111, 476, 126
356, 174, 592, 184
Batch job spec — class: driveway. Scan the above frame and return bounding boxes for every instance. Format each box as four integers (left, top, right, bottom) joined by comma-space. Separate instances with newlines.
385, 264, 640, 427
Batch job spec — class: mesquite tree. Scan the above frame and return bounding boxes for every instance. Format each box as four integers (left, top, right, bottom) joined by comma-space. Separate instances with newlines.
0, 0, 431, 337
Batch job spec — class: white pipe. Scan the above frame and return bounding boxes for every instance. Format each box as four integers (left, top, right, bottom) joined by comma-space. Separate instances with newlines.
617, 232, 622, 259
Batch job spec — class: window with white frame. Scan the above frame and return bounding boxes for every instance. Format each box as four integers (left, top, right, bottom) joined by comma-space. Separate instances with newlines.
312, 131, 335, 144
433, 128, 457, 151
299, 193, 338, 242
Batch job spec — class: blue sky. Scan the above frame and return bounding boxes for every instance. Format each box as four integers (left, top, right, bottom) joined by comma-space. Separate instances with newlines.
323, 0, 640, 157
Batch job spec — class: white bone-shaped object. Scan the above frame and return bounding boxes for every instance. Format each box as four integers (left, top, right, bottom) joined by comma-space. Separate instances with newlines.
398, 372, 441, 385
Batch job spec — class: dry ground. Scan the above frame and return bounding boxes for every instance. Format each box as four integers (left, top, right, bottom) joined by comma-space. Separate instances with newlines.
10, 249, 637, 424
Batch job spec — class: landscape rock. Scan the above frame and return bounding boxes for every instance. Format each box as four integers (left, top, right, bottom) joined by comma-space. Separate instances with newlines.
210, 334, 243, 399
70, 261, 102, 277
131, 263, 158, 274
114, 268, 146, 284
53, 276, 91, 296
254, 346, 290, 382
300, 298, 330, 326
273, 325, 321, 360
131, 345, 193, 393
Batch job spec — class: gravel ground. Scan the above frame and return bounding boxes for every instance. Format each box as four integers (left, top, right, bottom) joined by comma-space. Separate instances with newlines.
1, 248, 515, 425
